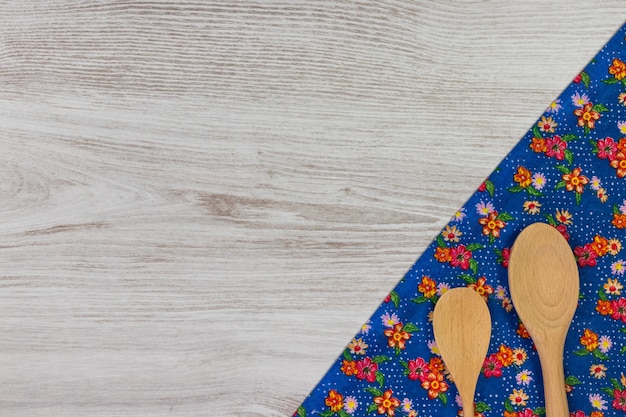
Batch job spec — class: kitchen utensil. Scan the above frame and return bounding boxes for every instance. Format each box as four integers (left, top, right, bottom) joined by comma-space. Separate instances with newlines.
433, 287, 492, 417
508, 222, 579, 417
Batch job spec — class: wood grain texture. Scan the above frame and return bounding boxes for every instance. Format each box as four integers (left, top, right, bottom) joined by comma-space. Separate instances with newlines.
433, 288, 491, 417
0, 1, 624, 416
508, 223, 580, 417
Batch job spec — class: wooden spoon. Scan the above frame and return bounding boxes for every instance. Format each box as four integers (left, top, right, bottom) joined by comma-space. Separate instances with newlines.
433, 287, 491, 417
508, 222, 579, 417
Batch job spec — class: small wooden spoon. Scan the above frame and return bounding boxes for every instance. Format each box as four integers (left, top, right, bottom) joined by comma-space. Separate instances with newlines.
508, 222, 579, 417
433, 287, 491, 417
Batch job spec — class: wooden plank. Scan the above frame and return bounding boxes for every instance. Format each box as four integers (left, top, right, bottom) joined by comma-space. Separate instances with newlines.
0, 1, 624, 415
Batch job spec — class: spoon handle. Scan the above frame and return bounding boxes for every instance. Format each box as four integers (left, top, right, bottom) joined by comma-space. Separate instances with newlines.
461, 398, 474, 417
538, 343, 569, 417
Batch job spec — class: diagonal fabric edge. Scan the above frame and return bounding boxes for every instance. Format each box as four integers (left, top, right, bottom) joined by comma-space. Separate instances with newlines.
296, 21, 626, 417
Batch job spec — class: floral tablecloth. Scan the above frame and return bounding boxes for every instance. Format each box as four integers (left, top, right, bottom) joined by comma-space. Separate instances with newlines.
295, 22, 626, 417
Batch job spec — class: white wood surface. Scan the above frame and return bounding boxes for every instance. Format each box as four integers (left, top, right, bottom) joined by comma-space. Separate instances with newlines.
1, 2, 624, 416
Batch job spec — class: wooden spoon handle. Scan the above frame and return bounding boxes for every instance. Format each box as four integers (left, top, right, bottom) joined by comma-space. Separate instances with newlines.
537, 344, 569, 417
461, 400, 474, 417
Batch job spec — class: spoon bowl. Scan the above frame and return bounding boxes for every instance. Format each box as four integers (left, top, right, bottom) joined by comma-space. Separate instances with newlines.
433, 287, 491, 417
508, 222, 579, 417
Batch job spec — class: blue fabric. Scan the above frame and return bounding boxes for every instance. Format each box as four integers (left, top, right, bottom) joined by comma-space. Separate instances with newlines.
296, 22, 626, 417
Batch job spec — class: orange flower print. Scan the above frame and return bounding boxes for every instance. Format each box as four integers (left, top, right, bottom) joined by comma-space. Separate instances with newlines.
468, 277, 494, 301
496, 344, 515, 367
418, 276, 437, 298
580, 328, 599, 352
530, 137, 547, 153
478, 211, 505, 239
384, 324, 410, 350
562, 167, 589, 194
421, 371, 449, 399
596, 299, 614, 316
618, 137, 626, 153
434, 247, 452, 263
591, 235, 610, 256
373, 389, 400, 416
517, 322, 530, 339
514, 166, 532, 188
428, 356, 445, 373
325, 389, 344, 412
610, 152, 626, 177
341, 359, 357, 376
613, 213, 626, 229
574, 103, 601, 130
609, 58, 626, 80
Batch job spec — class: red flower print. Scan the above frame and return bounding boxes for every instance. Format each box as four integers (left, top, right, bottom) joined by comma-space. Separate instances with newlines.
500, 247, 510, 267
407, 357, 429, 382
574, 244, 598, 267
355, 357, 378, 382
610, 298, 626, 322
574, 103, 601, 130
610, 152, 626, 177
482, 353, 503, 378
545, 136, 567, 160
555, 224, 570, 241
373, 389, 400, 416
449, 245, 472, 270
478, 211, 506, 239
613, 389, 626, 412
421, 371, 448, 399
597, 137, 618, 160
516, 408, 539, 417
325, 389, 344, 412
384, 324, 410, 350
468, 277, 494, 301
569, 411, 586, 417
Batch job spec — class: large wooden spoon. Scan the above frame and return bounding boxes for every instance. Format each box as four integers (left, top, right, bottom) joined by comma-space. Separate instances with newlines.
433, 287, 491, 417
508, 222, 579, 417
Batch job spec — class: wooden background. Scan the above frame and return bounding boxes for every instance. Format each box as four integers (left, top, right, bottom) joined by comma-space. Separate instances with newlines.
1, 1, 624, 416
